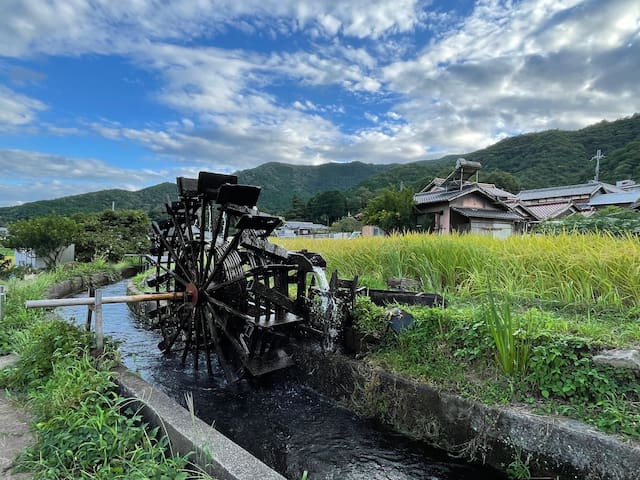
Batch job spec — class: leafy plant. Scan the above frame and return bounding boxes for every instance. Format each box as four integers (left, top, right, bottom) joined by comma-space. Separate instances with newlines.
483, 288, 531, 377
506, 449, 532, 479
353, 296, 388, 337
0, 265, 213, 479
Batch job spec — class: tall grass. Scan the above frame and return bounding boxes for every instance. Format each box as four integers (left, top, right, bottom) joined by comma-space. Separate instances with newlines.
483, 286, 531, 377
278, 232, 640, 311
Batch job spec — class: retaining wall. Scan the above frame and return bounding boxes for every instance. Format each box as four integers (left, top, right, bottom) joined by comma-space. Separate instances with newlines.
294, 348, 640, 480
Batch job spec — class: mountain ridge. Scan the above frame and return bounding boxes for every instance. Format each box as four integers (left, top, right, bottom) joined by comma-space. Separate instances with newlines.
1, 114, 638, 224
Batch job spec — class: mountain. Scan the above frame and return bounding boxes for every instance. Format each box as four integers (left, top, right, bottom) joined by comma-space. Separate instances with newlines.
358, 113, 640, 192
1, 114, 639, 224
0, 162, 392, 224
0, 183, 177, 224
236, 161, 394, 213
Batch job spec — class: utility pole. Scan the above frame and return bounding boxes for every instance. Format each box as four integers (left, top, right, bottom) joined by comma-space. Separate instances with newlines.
590, 149, 605, 182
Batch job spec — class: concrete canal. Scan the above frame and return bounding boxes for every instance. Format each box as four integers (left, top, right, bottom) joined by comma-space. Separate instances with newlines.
57, 279, 505, 480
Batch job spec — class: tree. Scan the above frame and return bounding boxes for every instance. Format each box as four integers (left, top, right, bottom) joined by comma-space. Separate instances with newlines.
283, 195, 308, 220
305, 190, 348, 225
73, 210, 150, 262
480, 170, 523, 194
330, 216, 362, 233
6, 215, 79, 270
363, 187, 417, 233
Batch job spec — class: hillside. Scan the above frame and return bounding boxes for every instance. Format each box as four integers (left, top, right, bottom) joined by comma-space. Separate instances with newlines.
358, 114, 640, 193
0, 183, 177, 224
0, 162, 392, 223
1, 114, 639, 224
236, 161, 394, 213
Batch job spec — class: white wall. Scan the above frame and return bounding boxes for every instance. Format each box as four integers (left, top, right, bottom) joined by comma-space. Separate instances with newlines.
14, 244, 75, 269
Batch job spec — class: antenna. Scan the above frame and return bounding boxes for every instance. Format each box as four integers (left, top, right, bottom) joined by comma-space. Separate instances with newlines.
590, 149, 605, 182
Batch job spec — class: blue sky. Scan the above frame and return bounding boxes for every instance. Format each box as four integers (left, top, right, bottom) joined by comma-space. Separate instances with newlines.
0, 0, 639, 207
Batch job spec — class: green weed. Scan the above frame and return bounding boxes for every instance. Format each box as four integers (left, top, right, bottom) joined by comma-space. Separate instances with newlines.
483, 287, 531, 377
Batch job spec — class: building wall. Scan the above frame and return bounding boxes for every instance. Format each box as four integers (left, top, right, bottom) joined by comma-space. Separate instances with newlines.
452, 194, 493, 209
469, 220, 514, 239
14, 244, 75, 269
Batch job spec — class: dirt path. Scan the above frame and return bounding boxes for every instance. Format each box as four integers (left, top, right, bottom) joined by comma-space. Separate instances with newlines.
0, 354, 33, 480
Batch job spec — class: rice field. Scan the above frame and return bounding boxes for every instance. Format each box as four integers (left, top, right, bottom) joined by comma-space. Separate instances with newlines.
278, 232, 640, 312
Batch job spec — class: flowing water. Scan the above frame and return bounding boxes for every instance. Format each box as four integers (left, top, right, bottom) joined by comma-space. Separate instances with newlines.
57, 279, 505, 480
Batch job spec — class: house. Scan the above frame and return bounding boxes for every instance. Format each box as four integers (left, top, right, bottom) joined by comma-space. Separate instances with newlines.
588, 191, 640, 210
517, 182, 625, 221
13, 245, 75, 270
275, 221, 329, 237
414, 159, 526, 238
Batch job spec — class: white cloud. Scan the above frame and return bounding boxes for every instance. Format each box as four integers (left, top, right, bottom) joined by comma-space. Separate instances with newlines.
0, 85, 46, 127
380, 0, 640, 152
0, 0, 428, 58
0, 149, 198, 207
1, 0, 639, 206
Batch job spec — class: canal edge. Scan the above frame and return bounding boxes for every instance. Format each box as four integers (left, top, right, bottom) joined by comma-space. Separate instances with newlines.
48, 271, 287, 480
294, 348, 640, 480
115, 366, 286, 480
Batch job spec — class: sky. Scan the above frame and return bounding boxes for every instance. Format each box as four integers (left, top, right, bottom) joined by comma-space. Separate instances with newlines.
0, 0, 639, 207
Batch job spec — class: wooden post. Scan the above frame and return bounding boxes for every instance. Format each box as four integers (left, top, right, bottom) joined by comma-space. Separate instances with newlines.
0, 285, 5, 321
85, 287, 95, 331
95, 289, 103, 353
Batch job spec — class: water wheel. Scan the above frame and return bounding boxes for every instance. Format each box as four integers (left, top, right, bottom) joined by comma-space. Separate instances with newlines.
147, 172, 342, 381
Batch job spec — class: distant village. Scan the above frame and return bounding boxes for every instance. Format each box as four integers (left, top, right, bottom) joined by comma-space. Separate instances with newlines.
277, 158, 640, 240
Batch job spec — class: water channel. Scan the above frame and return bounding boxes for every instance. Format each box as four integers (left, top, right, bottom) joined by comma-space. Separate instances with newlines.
56, 279, 506, 480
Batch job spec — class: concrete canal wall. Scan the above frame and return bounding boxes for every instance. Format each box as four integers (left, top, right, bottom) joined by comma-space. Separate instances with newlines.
47, 272, 285, 480
115, 366, 285, 480
294, 347, 640, 480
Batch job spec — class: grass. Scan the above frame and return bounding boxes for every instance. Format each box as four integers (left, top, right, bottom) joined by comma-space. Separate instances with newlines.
278, 232, 640, 438
0, 263, 213, 479
483, 286, 531, 377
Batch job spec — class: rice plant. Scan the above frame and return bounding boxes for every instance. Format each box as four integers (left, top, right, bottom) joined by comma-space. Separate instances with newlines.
277, 231, 640, 312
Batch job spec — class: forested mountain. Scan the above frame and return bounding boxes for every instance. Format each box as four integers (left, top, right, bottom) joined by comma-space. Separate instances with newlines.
0, 183, 177, 224
1, 114, 638, 224
236, 161, 394, 213
358, 113, 640, 193
0, 162, 391, 223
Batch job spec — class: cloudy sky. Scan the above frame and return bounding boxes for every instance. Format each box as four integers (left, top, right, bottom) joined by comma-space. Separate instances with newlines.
0, 0, 639, 207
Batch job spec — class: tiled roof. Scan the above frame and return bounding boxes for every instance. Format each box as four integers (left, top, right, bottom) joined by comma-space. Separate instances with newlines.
588, 192, 640, 206
413, 186, 479, 204
483, 186, 517, 199
517, 182, 623, 202
451, 207, 523, 221
517, 183, 601, 201
525, 202, 576, 220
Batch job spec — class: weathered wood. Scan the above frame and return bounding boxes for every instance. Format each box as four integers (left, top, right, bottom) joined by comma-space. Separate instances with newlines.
95, 289, 103, 352
25, 291, 185, 309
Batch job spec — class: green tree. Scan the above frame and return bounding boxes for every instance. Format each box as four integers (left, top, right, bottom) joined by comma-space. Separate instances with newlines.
74, 210, 150, 262
6, 215, 79, 270
305, 190, 348, 225
363, 186, 417, 233
283, 195, 308, 220
480, 170, 523, 194
330, 216, 363, 233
